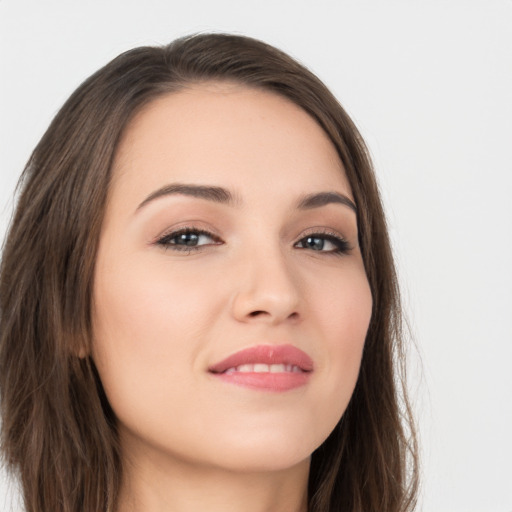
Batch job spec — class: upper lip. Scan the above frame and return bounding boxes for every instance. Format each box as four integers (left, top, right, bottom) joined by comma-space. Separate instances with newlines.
208, 344, 314, 374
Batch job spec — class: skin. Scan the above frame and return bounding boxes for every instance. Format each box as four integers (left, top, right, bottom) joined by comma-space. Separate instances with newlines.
92, 83, 373, 512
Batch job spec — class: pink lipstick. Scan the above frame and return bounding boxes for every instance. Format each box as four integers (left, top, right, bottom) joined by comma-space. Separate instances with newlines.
208, 344, 313, 392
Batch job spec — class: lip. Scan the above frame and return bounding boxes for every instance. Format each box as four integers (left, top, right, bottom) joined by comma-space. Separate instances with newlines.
208, 344, 313, 392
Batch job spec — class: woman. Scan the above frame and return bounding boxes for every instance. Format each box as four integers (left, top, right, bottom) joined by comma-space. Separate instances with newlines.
0, 33, 418, 512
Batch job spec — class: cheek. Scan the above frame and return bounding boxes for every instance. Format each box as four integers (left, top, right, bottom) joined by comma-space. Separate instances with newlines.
311, 260, 372, 351
93, 254, 218, 348
326, 277, 372, 362
91, 255, 219, 419
306, 263, 372, 423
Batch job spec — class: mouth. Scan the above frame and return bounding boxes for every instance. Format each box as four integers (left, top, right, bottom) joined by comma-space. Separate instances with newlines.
224, 363, 304, 374
208, 344, 313, 392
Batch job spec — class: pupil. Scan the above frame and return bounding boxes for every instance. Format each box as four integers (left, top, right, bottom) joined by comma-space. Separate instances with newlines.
178, 233, 198, 246
305, 237, 324, 250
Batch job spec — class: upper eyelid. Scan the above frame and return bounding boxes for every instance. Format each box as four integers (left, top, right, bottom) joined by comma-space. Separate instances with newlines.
154, 226, 350, 249
156, 228, 220, 244
151, 224, 221, 244
155, 225, 348, 238
296, 226, 349, 242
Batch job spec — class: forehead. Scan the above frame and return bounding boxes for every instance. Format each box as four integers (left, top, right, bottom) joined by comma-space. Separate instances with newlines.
111, 82, 352, 207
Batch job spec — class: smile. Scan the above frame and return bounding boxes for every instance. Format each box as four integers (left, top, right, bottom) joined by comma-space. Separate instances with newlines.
208, 344, 313, 392
224, 363, 303, 374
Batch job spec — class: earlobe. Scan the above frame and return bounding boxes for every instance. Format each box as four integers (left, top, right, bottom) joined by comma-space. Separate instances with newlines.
76, 347, 89, 359
72, 337, 91, 359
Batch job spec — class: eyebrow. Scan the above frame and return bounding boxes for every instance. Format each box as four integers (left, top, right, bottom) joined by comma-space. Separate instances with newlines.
136, 183, 357, 214
296, 191, 357, 213
136, 183, 240, 210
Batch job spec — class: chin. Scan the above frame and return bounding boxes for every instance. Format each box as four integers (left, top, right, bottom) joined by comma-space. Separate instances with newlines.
208, 445, 312, 474
194, 421, 330, 474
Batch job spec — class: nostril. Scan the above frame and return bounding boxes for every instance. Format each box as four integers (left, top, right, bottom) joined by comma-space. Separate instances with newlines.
248, 310, 300, 320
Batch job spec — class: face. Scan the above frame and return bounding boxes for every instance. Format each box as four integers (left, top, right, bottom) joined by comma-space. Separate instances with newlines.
92, 83, 372, 473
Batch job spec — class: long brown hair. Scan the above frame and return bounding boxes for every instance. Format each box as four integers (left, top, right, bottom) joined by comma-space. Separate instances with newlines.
0, 33, 418, 512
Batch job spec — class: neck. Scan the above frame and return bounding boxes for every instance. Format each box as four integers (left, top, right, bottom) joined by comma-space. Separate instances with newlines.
116, 436, 310, 512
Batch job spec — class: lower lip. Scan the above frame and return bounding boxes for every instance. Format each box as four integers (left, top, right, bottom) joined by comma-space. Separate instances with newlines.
211, 371, 311, 392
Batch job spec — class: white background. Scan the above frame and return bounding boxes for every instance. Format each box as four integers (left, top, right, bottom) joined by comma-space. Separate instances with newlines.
1, 1, 511, 511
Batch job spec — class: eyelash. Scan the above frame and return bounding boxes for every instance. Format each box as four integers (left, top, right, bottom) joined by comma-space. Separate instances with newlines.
155, 228, 222, 253
295, 231, 351, 255
155, 227, 351, 256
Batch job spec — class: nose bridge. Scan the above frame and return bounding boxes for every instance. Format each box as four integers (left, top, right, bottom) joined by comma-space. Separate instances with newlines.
231, 237, 301, 324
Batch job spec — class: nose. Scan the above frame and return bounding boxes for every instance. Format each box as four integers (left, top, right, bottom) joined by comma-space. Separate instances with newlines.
230, 248, 302, 325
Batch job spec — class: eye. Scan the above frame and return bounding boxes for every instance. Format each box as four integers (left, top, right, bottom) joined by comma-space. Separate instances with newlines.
294, 232, 350, 255
155, 228, 222, 252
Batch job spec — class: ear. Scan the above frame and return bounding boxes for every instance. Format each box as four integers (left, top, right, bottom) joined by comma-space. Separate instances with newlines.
70, 334, 91, 359
76, 347, 89, 359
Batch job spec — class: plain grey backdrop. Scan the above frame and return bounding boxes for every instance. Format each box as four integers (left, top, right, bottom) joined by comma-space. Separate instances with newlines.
1, 1, 511, 511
